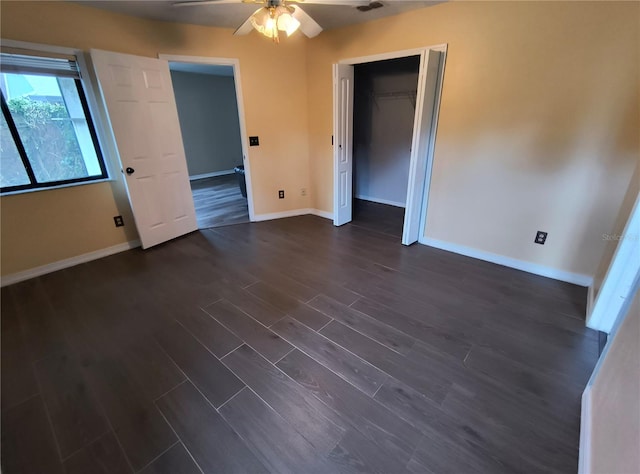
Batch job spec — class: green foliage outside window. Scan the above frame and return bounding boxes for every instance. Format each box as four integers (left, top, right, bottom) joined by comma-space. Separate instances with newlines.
6, 96, 88, 183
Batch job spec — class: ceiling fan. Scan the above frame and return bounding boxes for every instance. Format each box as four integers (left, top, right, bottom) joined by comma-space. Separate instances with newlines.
172, 0, 381, 42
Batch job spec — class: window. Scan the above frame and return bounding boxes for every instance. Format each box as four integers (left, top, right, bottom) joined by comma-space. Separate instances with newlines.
0, 49, 107, 194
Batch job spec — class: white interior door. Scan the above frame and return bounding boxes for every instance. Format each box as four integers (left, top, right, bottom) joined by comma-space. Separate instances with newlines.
402, 50, 442, 245
333, 63, 354, 226
90, 49, 197, 249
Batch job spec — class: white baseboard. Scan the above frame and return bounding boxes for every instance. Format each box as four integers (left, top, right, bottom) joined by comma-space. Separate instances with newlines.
310, 209, 333, 220
1, 240, 141, 287
189, 169, 235, 181
252, 208, 315, 222
355, 194, 406, 208
420, 236, 593, 287
252, 208, 334, 222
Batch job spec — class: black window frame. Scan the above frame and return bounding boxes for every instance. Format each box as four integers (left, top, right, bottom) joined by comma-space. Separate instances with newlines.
0, 72, 108, 194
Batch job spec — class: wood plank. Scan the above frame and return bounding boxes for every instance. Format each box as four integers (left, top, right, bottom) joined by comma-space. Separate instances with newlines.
214, 283, 286, 327
309, 294, 415, 355
222, 344, 345, 454
84, 358, 177, 471
351, 296, 473, 360
190, 174, 249, 229
175, 305, 242, 357
138, 442, 201, 474
63, 432, 132, 474
1, 215, 596, 474
154, 322, 244, 408
0, 396, 64, 474
319, 320, 451, 403
328, 428, 409, 474
219, 387, 331, 474
1, 292, 39, 412
155, 382, 267, 474
117, 334, 186, 402
203, 299, 293, 363
245, 281, 332, 330
277, 349, 420, 463
272, 317, 387, 396
11, 278, 67, 362
34, 351, 108, 458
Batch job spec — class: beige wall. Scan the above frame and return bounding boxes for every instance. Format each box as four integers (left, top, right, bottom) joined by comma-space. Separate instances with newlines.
586, 286, 640, 473
2, 1, 638, 281
0, 1, 311, 276
306, 1, 639, 278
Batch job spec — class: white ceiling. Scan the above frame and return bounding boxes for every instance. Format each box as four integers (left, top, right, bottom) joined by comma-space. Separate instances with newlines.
74, 1, 439, 32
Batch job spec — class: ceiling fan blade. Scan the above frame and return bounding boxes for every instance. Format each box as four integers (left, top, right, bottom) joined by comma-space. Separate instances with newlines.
173, 0, 253, 8
234, 7, 263, 35
291, 5, 323, 38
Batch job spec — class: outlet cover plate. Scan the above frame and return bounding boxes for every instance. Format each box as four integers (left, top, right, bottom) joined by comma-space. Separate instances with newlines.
535, 231, 548, 245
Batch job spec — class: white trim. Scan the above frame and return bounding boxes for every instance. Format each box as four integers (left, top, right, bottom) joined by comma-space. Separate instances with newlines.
189, 169, 235, 181
0, 39, 122, 185
578, 387, 592, 474
0, 240, 141, 287
1, 177, 113, 196
158, 54, 255, 222
337, 45, 447, 65
586, 285, 595, 319
252, 208, 333, 222
355, 194, 406, 208
333, 43, 447, 244
420, 236, 593, 287
310, 209, 333, 220
253, 208, 315, 222
587, 192, 640, 333
417, 47, 447, 243
0, 38, 77, 56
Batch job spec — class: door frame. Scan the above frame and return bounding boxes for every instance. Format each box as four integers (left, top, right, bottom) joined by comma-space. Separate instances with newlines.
333, 44, 447, 243
158, 53, 256, 222
586, 192, 640, 333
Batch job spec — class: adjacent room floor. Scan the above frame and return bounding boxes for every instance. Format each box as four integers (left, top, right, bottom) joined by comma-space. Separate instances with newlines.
351, 198, 405, 239
1, 216, 599, 473
190, 174, 249, 229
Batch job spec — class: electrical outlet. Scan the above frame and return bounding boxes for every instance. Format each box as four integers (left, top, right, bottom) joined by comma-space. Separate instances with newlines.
249, 136, 260, 146
114, 215, 124, 227
301, 188, 307, 197
278, 190, 285, 199
535, 231, 547, 245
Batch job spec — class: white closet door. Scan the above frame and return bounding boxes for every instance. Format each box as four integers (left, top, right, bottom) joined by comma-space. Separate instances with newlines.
333, 63, 354, 226
402, 50, 441, 245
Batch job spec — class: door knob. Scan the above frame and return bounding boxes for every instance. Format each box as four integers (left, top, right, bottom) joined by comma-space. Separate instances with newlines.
125, 167, 135, 175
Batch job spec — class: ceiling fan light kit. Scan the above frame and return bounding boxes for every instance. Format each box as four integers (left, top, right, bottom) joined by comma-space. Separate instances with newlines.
173, 0, 383, 43
249, 4, 301, 42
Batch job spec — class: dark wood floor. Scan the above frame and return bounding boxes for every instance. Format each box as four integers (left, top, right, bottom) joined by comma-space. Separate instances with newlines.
1, 216, 599, 473
190, 174, 249, 229
352, 198, 405, 239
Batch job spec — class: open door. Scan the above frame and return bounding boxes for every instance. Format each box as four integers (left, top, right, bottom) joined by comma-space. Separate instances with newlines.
90, 49, 197, 249
333, 63, 354, 226
402, 50, 442, 246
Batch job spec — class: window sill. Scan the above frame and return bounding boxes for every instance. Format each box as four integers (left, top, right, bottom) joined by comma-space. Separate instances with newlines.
0, 177, 115, 197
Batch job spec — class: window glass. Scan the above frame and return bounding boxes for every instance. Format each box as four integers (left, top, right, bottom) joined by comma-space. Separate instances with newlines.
3, 73, 103, 183
0, 111, 30, 187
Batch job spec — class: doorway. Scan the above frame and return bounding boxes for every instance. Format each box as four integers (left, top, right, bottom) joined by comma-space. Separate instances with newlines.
333, 45, 446, 245
351, 56, 420, 239
168, 62, 248, 229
